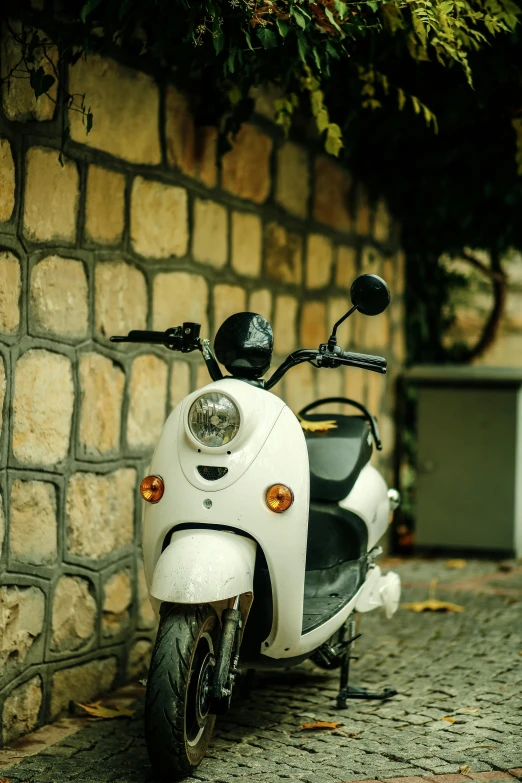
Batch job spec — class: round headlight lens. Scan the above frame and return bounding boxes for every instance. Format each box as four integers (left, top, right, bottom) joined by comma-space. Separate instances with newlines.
188, 393, 240, 447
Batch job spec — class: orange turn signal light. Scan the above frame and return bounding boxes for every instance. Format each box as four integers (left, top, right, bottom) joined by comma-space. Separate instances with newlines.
140, 475, 164, 503
266, 484, 294, 513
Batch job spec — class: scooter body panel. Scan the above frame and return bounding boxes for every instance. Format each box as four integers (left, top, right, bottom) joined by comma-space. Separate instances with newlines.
142, 376, 398, 662
339, 463, 390, 551
150, 528, 257, 604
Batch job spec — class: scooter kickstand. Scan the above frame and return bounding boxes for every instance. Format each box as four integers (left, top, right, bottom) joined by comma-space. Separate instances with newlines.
335, 620, 397, 709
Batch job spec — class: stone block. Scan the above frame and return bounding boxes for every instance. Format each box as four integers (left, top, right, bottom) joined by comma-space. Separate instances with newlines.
395, 248, 406, 295
344, 365, 367, 404
95, 260, 147, 339
79, 352, 125, 457
313, 155, 352, 231
213, 285, 247, 335
265, 223, 303, 284
13, 349, 74, 467
165, 86, 217, 188
374, 198, 391, 242
51, 575, 96, 652
51, 657, 118, 719
10, 479, 57, 565
0, 137, 15, 222
2, 675, 43, 745
285, 361, 315, 413
127, 355, 168, 450
30, 256, 88, 338
131, 176, 188, 259
336, 245, 358, 289
23, 147, 79, 243
196, 360, 212, 391
0, 489, 4, 559
365, 310, 391, 350
0, 250, 21, 333
0, 355, 4, 442
1, 23, 57, 121
231, 211, 262, 277
152, 271, 208, 336
275, 141, 310, 219
361, 244, 383, 276
66, 468, 136, 559
306, 234, 333, 289
274, 295, 298, 354
137, 560, 156, 630
192, 199, 228, 268
69, 55, 160, 164
301, 301, 327, 347
0, 585, 45, 672
355, 184, 372, 236
170, 361, 190, 411
102, 570, 132, 638
127, 640, 152, 679
222, 123, 273, 203
317, 360, 343, 403
85, 165, 125, 245
249, 289, 272, 321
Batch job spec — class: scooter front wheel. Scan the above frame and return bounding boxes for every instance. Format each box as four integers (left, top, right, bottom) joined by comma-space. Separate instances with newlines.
145, 603, 219, 781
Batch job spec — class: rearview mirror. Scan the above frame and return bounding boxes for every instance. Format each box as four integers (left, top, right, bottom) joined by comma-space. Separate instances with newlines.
350, 274, 390, 316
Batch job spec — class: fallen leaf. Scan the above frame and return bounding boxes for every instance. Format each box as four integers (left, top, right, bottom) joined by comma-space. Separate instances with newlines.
300, 419, 338, 433
463, 708, 480, 713
0, 778, 10, 783
442, 716, 456, 724
446, 559, 467, 569
75, 700, 135, 719
301, 721, 342, 730
459, 764, 471, 774
519, 651, 522, 656
402, 599, 465, 613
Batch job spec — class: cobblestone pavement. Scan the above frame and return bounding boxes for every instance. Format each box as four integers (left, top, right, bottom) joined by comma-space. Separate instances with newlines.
1, 558, 521, 783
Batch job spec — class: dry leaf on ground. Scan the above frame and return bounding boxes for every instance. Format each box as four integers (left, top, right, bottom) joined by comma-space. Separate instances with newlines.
463, 708, 480, 713
75, 700, 135, 719
403, 599, 465, 613
301, 721, 342, 730
459, 764, 471, 774
442, 716, 456, 724
0, 778, 10, 783
300, 419, 338, 433
446, 559, 467, 569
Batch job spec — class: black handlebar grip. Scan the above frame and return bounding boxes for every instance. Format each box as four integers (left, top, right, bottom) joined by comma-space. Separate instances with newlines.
110, 330, 171, 344
341, 350, 387, 374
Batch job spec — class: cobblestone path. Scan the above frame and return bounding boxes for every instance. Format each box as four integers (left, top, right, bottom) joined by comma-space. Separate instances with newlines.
1, 558, 521, 783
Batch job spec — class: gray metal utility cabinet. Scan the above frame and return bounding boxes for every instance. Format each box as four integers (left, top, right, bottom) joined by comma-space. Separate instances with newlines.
406, 366, 522, 558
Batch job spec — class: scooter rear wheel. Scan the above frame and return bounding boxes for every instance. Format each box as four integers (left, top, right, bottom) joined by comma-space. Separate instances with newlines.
145, 603, 219, 781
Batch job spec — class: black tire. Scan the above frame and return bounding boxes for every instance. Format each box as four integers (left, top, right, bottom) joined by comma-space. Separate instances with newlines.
145, 603, 219, 781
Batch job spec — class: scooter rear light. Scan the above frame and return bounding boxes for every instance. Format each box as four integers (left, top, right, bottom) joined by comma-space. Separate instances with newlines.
266, 484, 293, 513
140, 475, 164, 503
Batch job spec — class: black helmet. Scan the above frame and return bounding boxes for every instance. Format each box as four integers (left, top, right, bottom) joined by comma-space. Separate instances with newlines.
214, 312, 273, 379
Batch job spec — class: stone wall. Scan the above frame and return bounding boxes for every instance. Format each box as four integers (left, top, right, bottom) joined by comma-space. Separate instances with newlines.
0, 38, 405, 745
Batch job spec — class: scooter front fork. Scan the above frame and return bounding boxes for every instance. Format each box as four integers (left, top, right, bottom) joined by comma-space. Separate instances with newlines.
209, 597, 242, 715
336, 617, 397, 709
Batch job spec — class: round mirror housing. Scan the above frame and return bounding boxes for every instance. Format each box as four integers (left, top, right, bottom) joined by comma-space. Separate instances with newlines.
350, 274, 390, 316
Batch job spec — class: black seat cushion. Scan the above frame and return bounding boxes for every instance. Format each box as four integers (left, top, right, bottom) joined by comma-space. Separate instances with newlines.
304, 414, 372, 502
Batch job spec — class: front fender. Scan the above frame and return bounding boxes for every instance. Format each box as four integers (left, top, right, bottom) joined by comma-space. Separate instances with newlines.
150, 528, 257, 604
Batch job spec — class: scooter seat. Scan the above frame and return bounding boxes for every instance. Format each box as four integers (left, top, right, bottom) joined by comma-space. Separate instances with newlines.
304, 414, 372, 502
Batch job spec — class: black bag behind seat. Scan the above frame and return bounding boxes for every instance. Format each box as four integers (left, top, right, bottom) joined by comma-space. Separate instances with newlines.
304, 414, 373, 502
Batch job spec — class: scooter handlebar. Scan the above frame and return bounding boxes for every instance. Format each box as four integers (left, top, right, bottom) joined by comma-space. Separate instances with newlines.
339, 350, 387, 374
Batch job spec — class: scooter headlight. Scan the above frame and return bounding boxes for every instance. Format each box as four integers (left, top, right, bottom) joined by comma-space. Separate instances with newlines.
188, 393, 240, 447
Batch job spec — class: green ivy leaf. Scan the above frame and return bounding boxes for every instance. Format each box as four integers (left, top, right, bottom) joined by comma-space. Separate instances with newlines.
292, 6, 310, 30
257, 27, 278, 49
80, 0, 104, 23
367, 1, 380, 12
297, 32, 309, 62
276, 18, 290, 38
213, 29, 225, 55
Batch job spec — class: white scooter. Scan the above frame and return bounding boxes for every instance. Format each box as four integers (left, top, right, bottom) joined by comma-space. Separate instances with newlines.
111, 273, 401, 781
